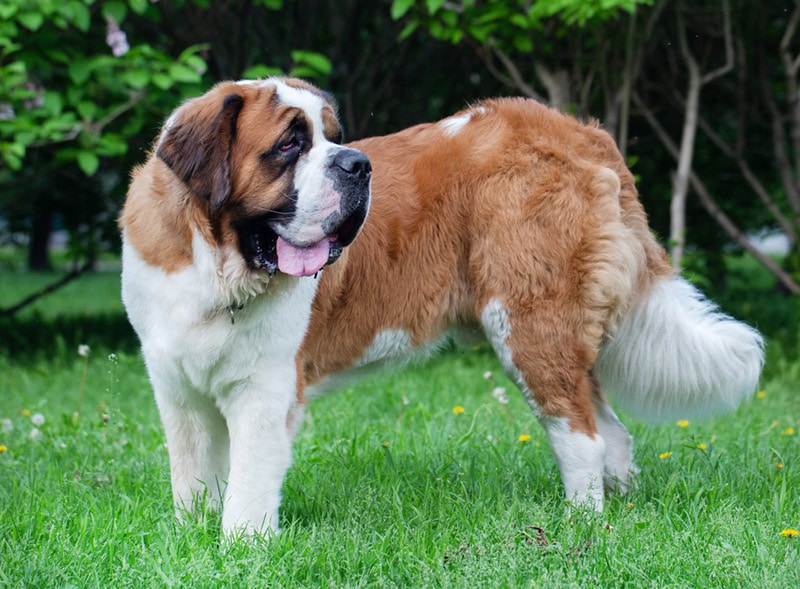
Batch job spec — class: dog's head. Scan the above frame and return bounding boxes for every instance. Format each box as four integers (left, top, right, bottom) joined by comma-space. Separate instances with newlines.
155, 78, 371, 277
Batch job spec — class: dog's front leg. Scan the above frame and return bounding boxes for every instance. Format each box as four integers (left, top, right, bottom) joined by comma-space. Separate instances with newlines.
217, 379, 298, 537
153, 386, 230, 519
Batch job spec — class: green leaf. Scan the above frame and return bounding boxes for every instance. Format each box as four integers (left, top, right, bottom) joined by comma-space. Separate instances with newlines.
255, 0, 283, 9
129, 0, 149, 16
509, 13, 529, 29
68, 1, 91, 32
102, 1, 129, 24
2, 150, 24, 171
77, 150, 99, 176
151, 72, 173, 90
68, 59, 93, 86
95, 133, 128, 157
168, 63, 202, 83
425, 0, 445, 15
182, 55, 207, 76
241, 64, 283, 79
76, 101, 98, 120
397, 21, 418, 42
512, 33, 533, 53
122, 69, 150, 89
0, 3, 18, 20
43, 92, 64, 117
391, 0, 415, 20
290, 51, 331, 76
14, 131, 37, 148
17, 12, 44, 31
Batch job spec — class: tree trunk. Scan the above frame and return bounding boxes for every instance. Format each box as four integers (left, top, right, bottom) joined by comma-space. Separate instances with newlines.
27, 207, 53, 271
670, 64, 700, 270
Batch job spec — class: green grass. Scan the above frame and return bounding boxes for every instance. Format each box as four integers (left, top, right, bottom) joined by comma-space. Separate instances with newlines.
1, 269, 799, 587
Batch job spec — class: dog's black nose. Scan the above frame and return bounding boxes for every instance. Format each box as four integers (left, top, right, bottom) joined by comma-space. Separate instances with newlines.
333, 148, 371, 181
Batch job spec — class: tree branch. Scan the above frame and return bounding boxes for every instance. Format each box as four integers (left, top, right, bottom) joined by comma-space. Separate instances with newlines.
488, 40, 547, 103
0, 261, 94, 318
697, 115, 798, 243
633, 92, 800, 294
700, 0, 734, 85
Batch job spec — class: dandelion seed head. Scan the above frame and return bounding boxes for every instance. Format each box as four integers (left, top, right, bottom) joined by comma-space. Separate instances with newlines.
1, 418, 12, 434
492, 387, 509, 404
29, 427, 42, 440
78, 344, 91, 357
31, 413, 45, 426
483, 371, 493, 380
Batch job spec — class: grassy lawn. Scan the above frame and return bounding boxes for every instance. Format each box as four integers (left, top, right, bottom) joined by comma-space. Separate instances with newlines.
1, 269, 798, 587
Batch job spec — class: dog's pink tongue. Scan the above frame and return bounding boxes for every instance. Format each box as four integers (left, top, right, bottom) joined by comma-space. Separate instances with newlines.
276, 237, 329, 277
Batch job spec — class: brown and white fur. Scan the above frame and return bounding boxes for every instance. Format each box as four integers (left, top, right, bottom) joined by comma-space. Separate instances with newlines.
121, 78, 764, 537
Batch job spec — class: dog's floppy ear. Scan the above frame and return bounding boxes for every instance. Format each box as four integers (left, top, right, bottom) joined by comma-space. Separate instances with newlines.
157, 93, 244, 211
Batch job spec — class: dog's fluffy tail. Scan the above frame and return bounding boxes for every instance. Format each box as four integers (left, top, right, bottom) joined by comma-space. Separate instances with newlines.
595, 275, 764, 423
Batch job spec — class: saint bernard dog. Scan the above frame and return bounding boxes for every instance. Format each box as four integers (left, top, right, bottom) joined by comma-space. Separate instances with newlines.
121, 77, 764, 537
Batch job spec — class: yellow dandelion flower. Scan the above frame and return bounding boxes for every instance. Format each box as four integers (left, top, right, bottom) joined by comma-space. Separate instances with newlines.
22, 409, 30, 417
382, 440, 390, 447
452, 405, 465, 415
697, 443, 708, 451
757, 391, 766, 399
776, 463, 784, 470
0, 445, 7, 453
780, 529, 798, 538
784, 427, 795, 435
659, 451, 673, 460
518, 434, 532, 442
676, 420, 689, 428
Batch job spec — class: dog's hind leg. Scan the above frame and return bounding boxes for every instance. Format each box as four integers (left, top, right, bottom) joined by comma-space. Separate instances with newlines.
591, 377, 638, 494
481, 298, 607, 511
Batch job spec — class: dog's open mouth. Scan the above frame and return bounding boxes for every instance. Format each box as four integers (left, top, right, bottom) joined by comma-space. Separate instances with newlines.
245, 209, 364, 278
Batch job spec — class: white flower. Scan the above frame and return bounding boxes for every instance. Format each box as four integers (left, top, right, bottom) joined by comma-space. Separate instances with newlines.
492, 386, 509, 404
483, 371, 493, 380
31, 413, 45, 426
78, 344, 91, 357
29, 427, 42, 440
1, 418, 12, 434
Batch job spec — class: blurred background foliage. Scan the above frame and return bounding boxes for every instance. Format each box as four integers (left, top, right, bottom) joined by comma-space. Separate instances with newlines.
1, 0, 799, 351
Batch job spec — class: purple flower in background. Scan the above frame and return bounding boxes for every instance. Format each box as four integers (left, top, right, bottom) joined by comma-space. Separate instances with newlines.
106, 17, 130, 57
